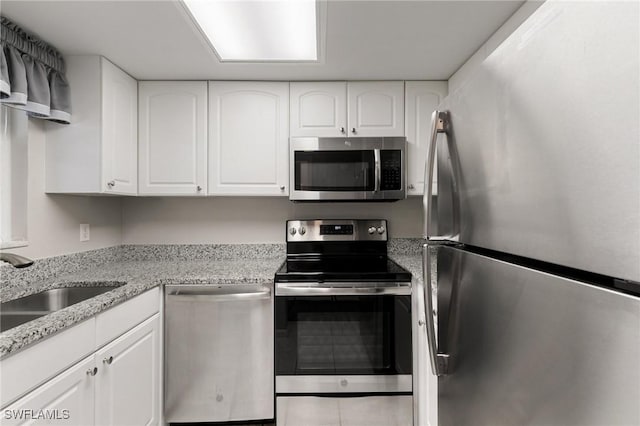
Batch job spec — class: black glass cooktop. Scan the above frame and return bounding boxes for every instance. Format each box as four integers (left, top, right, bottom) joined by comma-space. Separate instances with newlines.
274, 255, 412, 283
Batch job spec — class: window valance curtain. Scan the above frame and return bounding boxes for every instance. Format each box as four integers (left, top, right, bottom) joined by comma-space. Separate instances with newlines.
0, 17, 71, 124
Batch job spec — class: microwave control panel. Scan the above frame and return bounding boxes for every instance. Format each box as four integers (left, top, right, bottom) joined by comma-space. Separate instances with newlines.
380, 150, 402, 190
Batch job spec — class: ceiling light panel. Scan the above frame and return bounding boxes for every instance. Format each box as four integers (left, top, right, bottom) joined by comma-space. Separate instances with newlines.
183, 0, 318, 62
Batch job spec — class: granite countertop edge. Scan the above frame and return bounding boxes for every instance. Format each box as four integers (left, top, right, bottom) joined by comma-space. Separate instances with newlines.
1, 252, 423, 358
0, 258, 284, 358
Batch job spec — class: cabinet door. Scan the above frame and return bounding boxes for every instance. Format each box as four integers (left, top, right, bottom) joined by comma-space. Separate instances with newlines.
2, 356, 95, 426
139, 81, 207, 195
101, 59, 138, 195
209, 81, 289, 196
94, 314, 160, 426
405, 81, 447, 196
290, 82, 347, 137
347, 81, 405, 137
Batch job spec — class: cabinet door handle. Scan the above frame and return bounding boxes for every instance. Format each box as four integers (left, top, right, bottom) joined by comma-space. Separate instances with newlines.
351, 128, 356, 134
408, 184, 415, 190
196, 185, 202, 192
86, 367, 98, 376
340, 127, 345, 134
280, 186, 285, 191
103, 356, 114, 365
107, 181, 115, 188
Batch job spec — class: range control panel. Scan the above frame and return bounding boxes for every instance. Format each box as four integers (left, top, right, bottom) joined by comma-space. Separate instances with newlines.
287, 219, 387, 242
320, 224, 354, 235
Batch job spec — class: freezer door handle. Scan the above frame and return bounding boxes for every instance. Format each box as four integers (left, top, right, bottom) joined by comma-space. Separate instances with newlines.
423, 243, 450, 376
423, 110, 460, 242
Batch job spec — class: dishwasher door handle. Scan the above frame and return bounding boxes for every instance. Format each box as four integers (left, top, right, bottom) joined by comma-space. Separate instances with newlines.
166, 287, 271, 302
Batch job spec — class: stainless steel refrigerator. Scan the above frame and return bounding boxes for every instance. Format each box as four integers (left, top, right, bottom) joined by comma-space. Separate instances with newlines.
418, 1, 640, 425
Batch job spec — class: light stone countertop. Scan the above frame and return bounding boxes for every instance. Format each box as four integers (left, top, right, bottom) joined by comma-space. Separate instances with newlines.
0, 257, 284, 358
0, 240, 423, 358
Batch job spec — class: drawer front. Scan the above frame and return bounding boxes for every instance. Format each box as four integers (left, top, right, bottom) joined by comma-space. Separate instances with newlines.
95, 288, 159, 348
0, 319, 95, 408
276, 395, 413, 426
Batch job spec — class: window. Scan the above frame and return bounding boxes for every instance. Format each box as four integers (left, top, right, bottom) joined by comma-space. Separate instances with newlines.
0, 105, 28, 248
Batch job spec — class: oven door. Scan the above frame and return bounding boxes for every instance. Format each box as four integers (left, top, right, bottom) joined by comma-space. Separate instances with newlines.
275, 290, 412, 394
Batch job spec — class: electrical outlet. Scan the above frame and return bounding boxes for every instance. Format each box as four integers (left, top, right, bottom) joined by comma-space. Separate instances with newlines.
80, 224, 90, 242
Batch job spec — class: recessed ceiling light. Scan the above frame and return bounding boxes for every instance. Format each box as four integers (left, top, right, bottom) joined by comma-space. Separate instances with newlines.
182, 0, 318, 62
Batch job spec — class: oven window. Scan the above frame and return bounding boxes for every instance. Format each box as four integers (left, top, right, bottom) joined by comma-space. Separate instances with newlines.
295, 151, 375, 191
275, 295, 412, 375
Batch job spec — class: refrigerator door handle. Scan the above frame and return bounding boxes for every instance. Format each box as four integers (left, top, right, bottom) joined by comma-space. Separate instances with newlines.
423, 110, 460, 242
423, 243, 450, 376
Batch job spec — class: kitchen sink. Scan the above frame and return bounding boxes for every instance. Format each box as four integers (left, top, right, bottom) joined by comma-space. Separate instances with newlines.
0, 284, 122, 332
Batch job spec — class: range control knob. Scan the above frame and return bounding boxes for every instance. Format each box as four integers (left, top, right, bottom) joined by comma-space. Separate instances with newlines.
289, 227, 297, 236
377, 226, 385, 235
299, 227, 306, 235
368, 226, 376, 235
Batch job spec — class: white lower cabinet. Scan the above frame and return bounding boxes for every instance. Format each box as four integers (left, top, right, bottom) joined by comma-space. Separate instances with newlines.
0, 287, 161, 426
2, 356, 95, 425
94, 315, 160, 426
1, 315, 160, 426
2, 314, 160, 426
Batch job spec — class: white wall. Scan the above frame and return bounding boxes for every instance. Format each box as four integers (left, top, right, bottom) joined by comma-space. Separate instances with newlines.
448, 0, 544, 92
8, 119, 123, 259
122, 196, 423, 244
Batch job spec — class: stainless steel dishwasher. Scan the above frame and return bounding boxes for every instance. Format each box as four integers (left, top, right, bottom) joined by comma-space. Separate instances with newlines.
164, 284, 274, 423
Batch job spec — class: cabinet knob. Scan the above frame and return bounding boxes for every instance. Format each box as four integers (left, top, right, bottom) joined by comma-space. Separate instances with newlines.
103, 356, 114, 365
418, 319, 425, 326
408, 184, 415, 190
340, 379, 349, 387
280, 186, 285, 191
351, 128, 356, 134
86, 367, 98, 376
196, 185, 202, 192
340, 127, 345, 134
107, 181, 115, 188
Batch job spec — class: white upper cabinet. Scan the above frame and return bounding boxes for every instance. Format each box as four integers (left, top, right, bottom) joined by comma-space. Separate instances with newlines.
290, 82, 347, 137
290, 81, 405, 137
138, 81, 207, 196
209, 82, 289, 196
405, 81, 448, 196
101, 61, 138, 195
46, 56, 137, 195
347, 81, 405, 137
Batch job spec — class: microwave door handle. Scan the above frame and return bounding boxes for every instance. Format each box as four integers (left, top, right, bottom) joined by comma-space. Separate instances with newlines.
374, 149, 381, 193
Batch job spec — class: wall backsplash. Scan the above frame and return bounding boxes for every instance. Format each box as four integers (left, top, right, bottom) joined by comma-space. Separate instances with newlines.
122, 196, 423, 244
6, 119, 122, 260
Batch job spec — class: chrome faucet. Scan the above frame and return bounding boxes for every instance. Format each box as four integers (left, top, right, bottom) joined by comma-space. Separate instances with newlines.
0, 252, 34, 268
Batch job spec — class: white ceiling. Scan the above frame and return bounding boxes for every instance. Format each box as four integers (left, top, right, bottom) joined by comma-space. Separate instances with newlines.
1, 0, 525, 81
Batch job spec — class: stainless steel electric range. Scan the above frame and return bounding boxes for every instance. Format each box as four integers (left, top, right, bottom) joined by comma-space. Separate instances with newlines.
274, 219, 413, 425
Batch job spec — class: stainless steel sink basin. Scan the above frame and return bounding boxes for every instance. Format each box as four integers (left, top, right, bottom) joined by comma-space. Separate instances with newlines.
0, 285, 122, 332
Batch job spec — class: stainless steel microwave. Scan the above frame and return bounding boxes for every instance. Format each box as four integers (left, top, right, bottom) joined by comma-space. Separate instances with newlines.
289, 137, 406, 201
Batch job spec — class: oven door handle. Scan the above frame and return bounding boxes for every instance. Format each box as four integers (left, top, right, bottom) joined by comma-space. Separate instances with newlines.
276, 282, 411, 296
